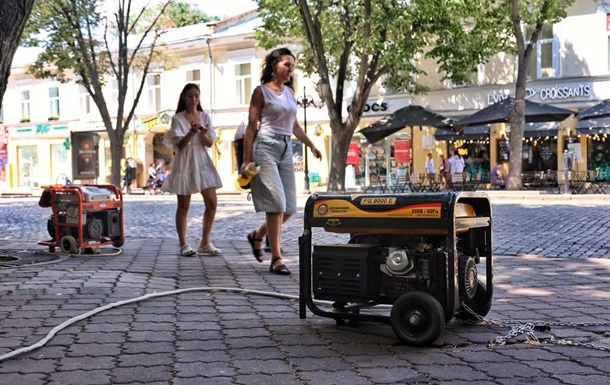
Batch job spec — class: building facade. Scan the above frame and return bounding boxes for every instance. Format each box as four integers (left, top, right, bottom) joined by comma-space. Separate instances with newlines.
1, 1, 609, 194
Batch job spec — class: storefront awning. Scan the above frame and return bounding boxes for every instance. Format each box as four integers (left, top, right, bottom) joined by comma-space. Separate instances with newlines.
524, 121, 561, 138
434, 125, 489, 141
456, 97, 573, 127
576, 116, 610, 135
359, 105, 455, 143
576, 99, 610, 121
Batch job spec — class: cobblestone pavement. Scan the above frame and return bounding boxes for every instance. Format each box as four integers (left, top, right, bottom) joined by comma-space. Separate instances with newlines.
1, 192, 610, 384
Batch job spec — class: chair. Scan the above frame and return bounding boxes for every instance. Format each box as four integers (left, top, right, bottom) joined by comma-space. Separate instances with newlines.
408, 174, 423, 192
364, 175, 387, 193
450, 173, 464, 191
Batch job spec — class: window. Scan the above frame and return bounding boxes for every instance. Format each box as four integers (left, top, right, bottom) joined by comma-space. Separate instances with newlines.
18, 145, 38, 187
49, 86, 60, 117
21, 90, 30, 120
146, 73, 161, 112
109, 79, 119, 114
444, 64, 485, 89
526, 24, 560, 80
79, 85, 91, 115
186, 69, 201, 86
0, 104, 3, 122
235, 63, 252, 105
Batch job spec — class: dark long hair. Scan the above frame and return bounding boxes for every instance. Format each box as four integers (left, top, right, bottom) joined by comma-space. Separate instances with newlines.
175, 83, 204, 113
260, 47, 295, 90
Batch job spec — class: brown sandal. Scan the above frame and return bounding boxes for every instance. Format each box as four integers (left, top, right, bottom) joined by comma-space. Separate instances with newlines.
247, 231, 264, 263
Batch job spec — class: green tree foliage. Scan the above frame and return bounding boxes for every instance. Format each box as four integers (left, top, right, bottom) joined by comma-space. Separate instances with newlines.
256, 0, 573, 191
0, 0, 36, 104
23, 0, 173, 186
132, 0, 217, 32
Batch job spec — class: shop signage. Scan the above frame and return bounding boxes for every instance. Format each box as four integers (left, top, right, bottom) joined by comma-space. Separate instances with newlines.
347, 102, 388, 114
346, 142, 359, 165
487, 83, 592, 104
394, 140, 410, 163
71, 131, 100, 180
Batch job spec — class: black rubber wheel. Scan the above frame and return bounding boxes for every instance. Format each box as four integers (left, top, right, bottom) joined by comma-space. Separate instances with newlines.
390, 291, 445, 346
112, 238, 125, 248
454, 280, 492, 321
458, 255, 478, 300
60, 235, 78, 254
47, 215, 56, 240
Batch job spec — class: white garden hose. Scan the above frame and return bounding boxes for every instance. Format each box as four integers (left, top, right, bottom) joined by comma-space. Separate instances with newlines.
0, 286, 299, 362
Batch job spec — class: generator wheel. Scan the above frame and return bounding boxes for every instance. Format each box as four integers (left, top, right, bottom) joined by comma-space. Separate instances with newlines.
458, 255, 478, 300
60, 235, 78, 254
454, 280, 492, 321
47, 215, 56, 240
112, 238, 125, 248
390, 291, 445, 346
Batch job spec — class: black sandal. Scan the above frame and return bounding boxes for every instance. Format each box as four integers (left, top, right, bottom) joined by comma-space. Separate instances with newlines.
247, 231, 264, 263
269, 256, 291, 275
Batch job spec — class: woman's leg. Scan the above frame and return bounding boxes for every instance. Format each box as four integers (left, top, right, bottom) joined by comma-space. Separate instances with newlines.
176, 194, 191, 247
199, 188, 217, 247
267, 212, 292, 267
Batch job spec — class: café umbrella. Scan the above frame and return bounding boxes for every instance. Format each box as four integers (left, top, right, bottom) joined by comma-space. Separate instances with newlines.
575, 98, 610, 121
359, 105, 455, 144
456, 97, 573, 127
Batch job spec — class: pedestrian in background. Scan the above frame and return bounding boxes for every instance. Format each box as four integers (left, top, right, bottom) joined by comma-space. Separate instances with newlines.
162, 83, 222, 257
241, 47, 322, 275
425, 152, 436, 183
439, 154, 450, 189
122, 158, 136, 194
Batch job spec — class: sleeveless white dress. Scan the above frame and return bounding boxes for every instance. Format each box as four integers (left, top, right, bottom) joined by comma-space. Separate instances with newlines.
161, 111, 222, 195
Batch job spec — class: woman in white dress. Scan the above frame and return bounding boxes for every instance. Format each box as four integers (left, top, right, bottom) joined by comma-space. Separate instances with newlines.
162, 83, 222, 256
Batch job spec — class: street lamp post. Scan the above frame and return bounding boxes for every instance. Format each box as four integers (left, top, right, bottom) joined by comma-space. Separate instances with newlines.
297, 86, 324, 193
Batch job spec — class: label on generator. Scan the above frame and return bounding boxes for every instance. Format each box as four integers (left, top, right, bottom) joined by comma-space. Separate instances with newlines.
314, 199, 441, 218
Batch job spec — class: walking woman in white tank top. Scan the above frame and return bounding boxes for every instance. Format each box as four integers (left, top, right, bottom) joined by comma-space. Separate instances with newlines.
241, 48, 322, 275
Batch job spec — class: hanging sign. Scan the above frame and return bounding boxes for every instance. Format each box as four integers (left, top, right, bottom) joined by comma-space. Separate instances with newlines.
394, 140, 411, 163
346, 142, 359, 165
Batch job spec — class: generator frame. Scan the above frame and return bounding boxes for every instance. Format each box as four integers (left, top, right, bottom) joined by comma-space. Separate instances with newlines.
38, 184, 124, 253
299, 191, 493, 346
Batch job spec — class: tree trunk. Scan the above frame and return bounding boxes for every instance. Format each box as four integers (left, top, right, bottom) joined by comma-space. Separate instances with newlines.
327, 124, 353, 192
0, 0, 36, 102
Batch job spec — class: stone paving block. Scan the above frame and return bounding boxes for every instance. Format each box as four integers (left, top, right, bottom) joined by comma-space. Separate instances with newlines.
121, 341, 174, 354
416, 364, 491, 381
175, 338, 226, 352
527, 359, 602, 375
553, 374, 610, 385
68, 343, 121, 357
111, 366, 174, 383
358, 367, 431, 384
233, 358, 293, 375
234, 373, 301, 385
290, 356, 353, 372
300, 370, 373, 385
173, 377, 234, 385
0, 372, 46, 385
230, 347, 285, 360
48, 369, 111, 385
58, 356, 115, 371
0, 357, 57, 373
174, 361, 236, 378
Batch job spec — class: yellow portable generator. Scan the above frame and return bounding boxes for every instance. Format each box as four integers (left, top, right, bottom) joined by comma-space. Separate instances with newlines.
299, 191, 493, 346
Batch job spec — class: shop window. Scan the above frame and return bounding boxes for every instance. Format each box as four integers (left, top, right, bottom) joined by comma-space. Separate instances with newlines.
456, 142, 490, 181
49, 87, 60, 118
17, 145, 38, 188
525, 24, 560, 80
51, 143, 69, 184
79, 85, 91, 115
21, 90, 30, 120
522, 138, 558, 172
587, 136, 610, 180
235, 63, 252, 105
146, 73, 162, 112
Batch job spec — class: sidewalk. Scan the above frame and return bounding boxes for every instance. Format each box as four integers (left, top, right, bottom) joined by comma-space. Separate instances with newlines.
1, 195, 610, 384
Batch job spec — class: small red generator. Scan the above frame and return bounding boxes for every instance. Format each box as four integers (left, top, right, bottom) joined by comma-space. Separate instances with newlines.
38, 184, 124, 253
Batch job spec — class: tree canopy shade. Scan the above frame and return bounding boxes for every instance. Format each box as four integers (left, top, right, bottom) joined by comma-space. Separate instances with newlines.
457, 97, 573, 127
0, 0, 36, 104
23, 0, 173, 186
359, 105, 455, 144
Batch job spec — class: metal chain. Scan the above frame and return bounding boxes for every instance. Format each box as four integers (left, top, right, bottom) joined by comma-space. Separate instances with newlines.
460, 304, 610, 350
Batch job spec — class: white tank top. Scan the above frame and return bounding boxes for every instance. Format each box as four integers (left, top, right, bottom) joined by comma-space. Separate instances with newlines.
259, 85, 297, 136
